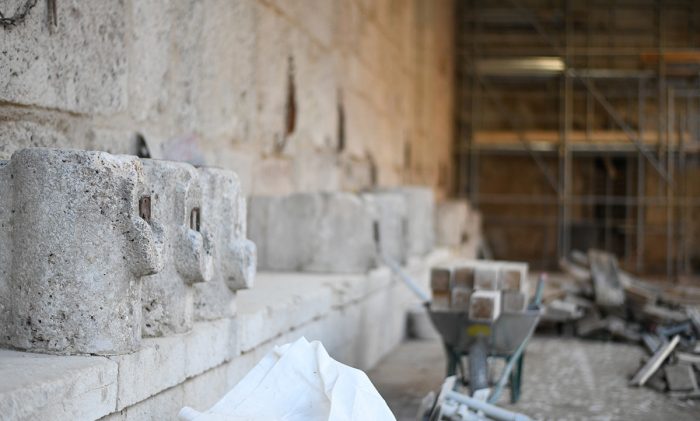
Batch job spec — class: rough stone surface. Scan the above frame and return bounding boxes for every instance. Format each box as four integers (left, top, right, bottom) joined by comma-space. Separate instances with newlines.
249, 192, 376, 273
435, 200, 469, 247
0, 160, 11, 337
1, 148, 163, 355
0, 1, 455, 196
0, 349, 117, 421
141, 160, 213, 337
194, 168, 255, 321
0, 1, 127, 114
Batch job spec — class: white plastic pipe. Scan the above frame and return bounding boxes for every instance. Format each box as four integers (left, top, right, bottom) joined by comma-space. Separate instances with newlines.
444, 391, 533, 421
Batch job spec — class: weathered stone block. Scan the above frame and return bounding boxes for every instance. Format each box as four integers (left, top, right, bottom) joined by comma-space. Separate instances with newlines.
141, 160, 213, 337
0, 1, 127, 114
362, 191, 407, 264
435, 200, 468, 247
392, 187, 435, 257
0, 148, 163, 355
194, 168, 256, 321
249, 192, 376, 273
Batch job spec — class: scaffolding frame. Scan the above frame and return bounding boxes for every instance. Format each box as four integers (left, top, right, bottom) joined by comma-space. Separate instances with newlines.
454, 0, 700, 277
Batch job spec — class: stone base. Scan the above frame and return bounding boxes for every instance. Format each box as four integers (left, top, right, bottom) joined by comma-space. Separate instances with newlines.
0, 250, 450, 421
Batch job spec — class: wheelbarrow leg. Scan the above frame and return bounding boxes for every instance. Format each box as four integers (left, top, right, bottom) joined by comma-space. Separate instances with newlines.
468, 338, 489, 394
509, 353, 524, 403
443, 342, 459, 377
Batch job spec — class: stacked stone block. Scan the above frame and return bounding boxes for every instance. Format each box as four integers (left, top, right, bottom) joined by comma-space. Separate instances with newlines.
248, 186, 435, 273
249, 192, 376, 273
429, 260, 530, 321
362, 191, 408, 264
0, 148, 254, 355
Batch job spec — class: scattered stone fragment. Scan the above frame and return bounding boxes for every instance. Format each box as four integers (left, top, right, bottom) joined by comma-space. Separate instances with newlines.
664, 363, 697, 392
646, 368, 667, 393
588, 249, 625, 307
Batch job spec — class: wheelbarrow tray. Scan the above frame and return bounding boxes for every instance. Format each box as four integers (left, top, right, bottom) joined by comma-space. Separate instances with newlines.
427, 306, 541, 355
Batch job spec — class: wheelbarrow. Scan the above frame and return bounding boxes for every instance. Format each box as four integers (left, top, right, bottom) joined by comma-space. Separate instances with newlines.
427, 293, 542, 403
380, 250, 544, 405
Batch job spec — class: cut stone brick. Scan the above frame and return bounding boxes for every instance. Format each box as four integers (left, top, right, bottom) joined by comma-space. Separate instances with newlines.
430, 266, 452, 292
499, 262, 529, 305
502, 291, 527, 313
431, 291, 451, 310
1, 148, 164, 355
451, 287, 472, 312
453, 265, 475, 289
248, 192, 376, 273
141, 160, 213, 337
474, 265, 501, 291
394, 187, 435, 257
194, 168, 256, 321
469, 290, 501, 322
0, 1, 127, 114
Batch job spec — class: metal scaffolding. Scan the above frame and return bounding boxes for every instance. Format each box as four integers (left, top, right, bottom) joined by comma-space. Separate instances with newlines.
454, 0, 700, 277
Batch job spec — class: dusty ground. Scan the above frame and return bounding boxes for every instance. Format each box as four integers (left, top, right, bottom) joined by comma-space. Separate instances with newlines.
367, 336, 699, 420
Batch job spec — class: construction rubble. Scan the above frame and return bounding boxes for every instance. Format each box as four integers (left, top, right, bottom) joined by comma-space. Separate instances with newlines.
541, 249, 700, 400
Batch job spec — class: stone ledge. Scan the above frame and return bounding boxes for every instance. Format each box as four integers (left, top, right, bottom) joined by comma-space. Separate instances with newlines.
0, 350, 118, 421
0, 250, 448, 420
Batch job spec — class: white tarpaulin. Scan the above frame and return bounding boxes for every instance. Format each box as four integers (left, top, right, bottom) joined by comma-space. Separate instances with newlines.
178, 337, 396, 421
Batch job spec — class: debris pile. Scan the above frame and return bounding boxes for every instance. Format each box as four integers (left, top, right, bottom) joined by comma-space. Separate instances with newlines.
540, 249, 700, 399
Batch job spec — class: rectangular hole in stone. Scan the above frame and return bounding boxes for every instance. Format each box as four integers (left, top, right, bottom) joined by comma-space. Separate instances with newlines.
139, 196, 151, 223
190, 207, 201, 232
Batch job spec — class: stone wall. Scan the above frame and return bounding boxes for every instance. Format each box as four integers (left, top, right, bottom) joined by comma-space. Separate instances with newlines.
0, 0, 455, 198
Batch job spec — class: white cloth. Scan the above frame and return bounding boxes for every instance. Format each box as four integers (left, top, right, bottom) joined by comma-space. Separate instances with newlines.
179, 337, 395, 421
